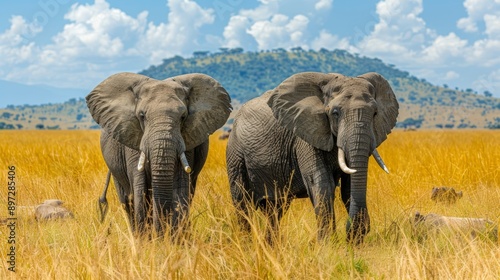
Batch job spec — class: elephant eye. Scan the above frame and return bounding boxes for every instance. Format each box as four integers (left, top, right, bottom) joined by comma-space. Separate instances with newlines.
332, 108, 340, 118
139, 111, 145, 120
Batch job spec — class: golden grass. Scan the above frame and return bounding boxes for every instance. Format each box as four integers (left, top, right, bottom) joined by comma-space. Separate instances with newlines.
0, 129, 499, 279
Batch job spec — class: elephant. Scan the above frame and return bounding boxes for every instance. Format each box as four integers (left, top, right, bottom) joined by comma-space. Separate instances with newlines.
226, 72, 399, 244
87, 72, 232, 237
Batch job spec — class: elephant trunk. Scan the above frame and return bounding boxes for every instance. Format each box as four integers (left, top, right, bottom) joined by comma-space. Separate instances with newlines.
343, 127, 372, 244
149, 136, 179, 236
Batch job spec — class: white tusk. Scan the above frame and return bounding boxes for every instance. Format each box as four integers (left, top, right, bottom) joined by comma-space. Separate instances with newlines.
338, 148, 357, 174
180, 152, 192, 174
372, 149, 389, 174
137, 151, 146, 171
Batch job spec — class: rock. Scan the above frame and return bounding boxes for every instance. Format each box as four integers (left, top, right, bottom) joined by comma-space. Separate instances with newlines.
431, 187, 463, 204
413, 212, 497, 242
35, 199, 74, 221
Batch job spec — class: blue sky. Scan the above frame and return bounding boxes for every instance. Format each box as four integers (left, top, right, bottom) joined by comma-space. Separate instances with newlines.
1, 0, 499, 105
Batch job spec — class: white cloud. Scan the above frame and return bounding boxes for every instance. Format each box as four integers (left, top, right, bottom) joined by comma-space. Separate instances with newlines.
139, 0, 214, 63
355, 0, 430, 66
472, 69, 500, 95
351, 0, 500, 97
421, 33, 468, 63
457, 17, 477, 33
311, 30, 353, 51
484, 14, 500, 39
48, 0, 147, 60
468, 38, 500, 66
0, 0, 215, 88
223, 15, 251, 48
222, 0, 279, 48
223, 0, 321, 50
240, 0, 279, 20
247, 14, 309, 50
444, 71, 460, 80
0, 16, 42, 68
454, 0, 500, 66
457, 0, 500, 33
315, 0, 333, 10
359, 0, 430, 54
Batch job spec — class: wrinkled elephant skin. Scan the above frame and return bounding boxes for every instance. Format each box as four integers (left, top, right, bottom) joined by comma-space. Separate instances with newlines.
226, 72, 398, 244
87, 72, 231, 237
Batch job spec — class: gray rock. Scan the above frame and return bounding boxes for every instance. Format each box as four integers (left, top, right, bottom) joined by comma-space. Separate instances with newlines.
35, 199, 74, 221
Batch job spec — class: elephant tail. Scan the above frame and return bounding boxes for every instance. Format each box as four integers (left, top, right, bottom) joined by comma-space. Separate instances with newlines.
98, 170, 111, 223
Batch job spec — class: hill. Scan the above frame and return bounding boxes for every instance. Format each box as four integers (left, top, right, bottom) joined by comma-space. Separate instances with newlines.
1, 48, 499, 129
0, 98, 97, 130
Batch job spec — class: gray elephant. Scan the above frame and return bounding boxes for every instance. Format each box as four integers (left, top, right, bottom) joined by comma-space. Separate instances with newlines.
226, 72, 398, 243
87, 72, 232, 237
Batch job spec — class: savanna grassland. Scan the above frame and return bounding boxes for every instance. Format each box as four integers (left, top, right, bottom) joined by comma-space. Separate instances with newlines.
0, 130, 499, 279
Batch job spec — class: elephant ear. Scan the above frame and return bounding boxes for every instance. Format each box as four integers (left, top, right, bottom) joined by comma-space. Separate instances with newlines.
86, 72, 150, 150
267, 72, 343, 151
167, 73, 232, 151
358, 72, 399, 147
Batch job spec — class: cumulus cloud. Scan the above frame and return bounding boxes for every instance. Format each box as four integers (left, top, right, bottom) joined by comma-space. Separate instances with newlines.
247, 14, 309, 50
223, 0, 336, 50
444, 71, 460, 80
472, 68, 500, 95
351, 0, 500, 96
0, 16, 42, 70
0, 0, 215, 88
357, 0, 431, 57
139, 0, 214, 63
484, 14, 500, 39
223, 0, 302, 49
421, 33, 468, 63
222, 15, 252, 48
454, 0, 500, 66
315, 0, 333, 10
311, 30, 352, 51
457, 0, 500, 33
48, 0, 147, 60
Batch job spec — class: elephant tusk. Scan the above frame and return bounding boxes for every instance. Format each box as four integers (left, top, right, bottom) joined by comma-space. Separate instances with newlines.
372, 149, 389, 174
180, 152, 192, 174
137, 151, 146, 172
338, 148, 357, 174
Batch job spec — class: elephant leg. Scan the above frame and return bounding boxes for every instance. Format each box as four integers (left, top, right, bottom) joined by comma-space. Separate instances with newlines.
304, 170, 336, 241
113, 177, 135, 231
227, 155, 252, 233
340, 172, 351, 213
298, 148, 336, 241
261, 198, 290, 245
133, 169, 148, 234
309, 188, 335, 241
170, 180, 190, 240
170, 142, 208, 240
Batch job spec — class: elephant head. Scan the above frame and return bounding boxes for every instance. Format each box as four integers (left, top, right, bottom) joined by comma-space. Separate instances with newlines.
267, 72, 398, 242
86, 72, 231, 233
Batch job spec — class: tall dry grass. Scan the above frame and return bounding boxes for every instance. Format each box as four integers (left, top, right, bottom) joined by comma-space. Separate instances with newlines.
0, 130, 499, 279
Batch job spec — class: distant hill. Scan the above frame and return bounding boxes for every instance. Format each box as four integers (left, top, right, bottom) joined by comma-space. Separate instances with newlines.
141, 48, 414, 102
0, 98, 97, 130
1, 48, 499, 129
